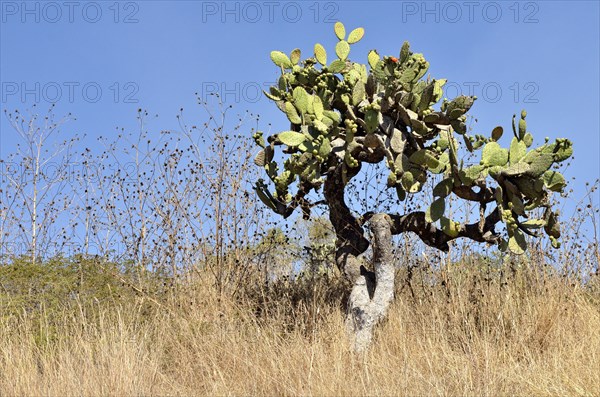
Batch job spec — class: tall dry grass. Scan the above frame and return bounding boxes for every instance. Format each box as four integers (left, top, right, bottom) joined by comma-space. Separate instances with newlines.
1, 259, 598, 397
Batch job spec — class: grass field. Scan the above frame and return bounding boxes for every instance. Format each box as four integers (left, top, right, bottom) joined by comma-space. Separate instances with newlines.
1, 253, 598, 397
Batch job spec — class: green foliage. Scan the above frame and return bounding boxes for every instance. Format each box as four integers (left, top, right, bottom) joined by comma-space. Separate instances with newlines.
302, 217, 336, 277
278, 131, 306, 147
440, 217, 460, 237
254, 22, 573, 255
425, 197, 445, 223
347, 27, 365, 44
314, 43, 327, 65
270, 51, 293, 69
0, 255, 147, 319
334, 21, 346, 40
481, 142, 509, 167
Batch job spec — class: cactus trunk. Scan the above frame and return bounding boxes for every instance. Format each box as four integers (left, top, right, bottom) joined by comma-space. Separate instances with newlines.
345, 214, 396, 352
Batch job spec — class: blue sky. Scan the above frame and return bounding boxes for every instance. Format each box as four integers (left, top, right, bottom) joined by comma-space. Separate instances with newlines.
1, 0, 599, 225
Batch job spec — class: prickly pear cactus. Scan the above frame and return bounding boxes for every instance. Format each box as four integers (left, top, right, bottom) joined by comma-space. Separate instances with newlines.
253, 22, 573, 255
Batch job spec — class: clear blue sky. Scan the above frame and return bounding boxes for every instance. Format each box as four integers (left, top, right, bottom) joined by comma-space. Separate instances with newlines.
1, 0, 599, 219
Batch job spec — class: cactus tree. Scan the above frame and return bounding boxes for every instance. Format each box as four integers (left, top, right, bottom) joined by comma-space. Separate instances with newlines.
253, 23, 572, 351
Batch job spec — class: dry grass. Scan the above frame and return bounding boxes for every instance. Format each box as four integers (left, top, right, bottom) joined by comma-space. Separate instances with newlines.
1, 261, 599, 397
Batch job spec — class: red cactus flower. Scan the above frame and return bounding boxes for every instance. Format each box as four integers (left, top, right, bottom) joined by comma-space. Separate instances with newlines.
390, 57, 398, 63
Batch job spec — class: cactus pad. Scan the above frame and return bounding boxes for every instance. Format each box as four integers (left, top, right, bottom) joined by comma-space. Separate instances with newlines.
278, 131, 306, 147
347, 27, 365, 44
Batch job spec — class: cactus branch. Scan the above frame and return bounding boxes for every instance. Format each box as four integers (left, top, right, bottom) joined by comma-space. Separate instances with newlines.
388, 208, 502, 251
324, 164, 369, 281
452, 184, 495, 203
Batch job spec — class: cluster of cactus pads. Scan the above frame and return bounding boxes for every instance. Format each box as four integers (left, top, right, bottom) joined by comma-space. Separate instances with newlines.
253, 22, 572, 254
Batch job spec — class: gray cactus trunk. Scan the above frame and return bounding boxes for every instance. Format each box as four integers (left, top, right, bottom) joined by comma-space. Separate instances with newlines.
345, 213, 396, 352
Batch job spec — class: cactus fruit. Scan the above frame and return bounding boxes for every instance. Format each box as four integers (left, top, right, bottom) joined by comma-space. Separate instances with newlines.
345, 151, 359, 168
